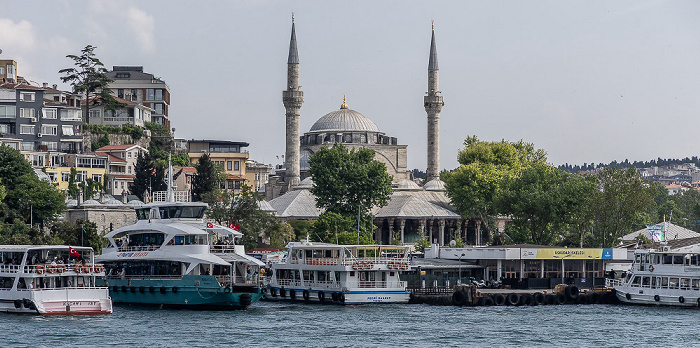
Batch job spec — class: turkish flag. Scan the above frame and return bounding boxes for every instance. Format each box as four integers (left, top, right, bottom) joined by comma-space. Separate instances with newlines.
228, 223, 240, 231
68, 247, 81, 258
206, 222, 213, 228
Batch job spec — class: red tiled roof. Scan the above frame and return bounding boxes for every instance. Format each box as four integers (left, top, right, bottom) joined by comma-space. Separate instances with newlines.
226, 174, 245, 180
174, 166, 197, 174
95, 152, 126, 162
110, 174, 136, 179
0, 83, 45, 91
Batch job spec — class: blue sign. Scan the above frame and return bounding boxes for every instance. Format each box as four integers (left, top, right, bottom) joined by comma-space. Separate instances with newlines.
602, 248, 613, 260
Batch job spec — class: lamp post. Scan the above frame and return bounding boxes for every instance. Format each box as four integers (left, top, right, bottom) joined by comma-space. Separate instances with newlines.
554, 254, 573, 284
357, 201, 361, 245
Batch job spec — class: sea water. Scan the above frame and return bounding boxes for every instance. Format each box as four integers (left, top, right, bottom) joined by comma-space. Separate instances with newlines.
2, 301, 696, 347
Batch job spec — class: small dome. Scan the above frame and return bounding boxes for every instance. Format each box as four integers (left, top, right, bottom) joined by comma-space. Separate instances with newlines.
309, 108, 380, 133
424, 179, 446, 191
66, 199, 78, 208
104, 199, 124, 206
295, 177, 314, 190
395, 179, 421, 191
128, 200, 144, 207
257, 200, 277, 213
82, 199, 101, 206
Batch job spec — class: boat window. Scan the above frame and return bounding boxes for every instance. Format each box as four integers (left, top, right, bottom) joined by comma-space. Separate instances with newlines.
644, 254, 650, 263
305, 250, 313, 259
136, 208, 149, 220
642, 276, 651, 287
681, 278, 691, 289
294, 270, 300, 280
692, 255, 700, 266
318, 271, 327, 282
673, 255, 683, 265
661, 277, 669, 288
663, 254, 672, 264
692, 279, 700, 290
654, 254, 661, 264
179, 206, 205, 218
669, 278, 679, 289
127, 233, 165, 247
303, 270, 313, 282
651, 277, 657, 288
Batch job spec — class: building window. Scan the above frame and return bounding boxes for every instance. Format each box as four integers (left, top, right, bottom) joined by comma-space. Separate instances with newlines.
92, 174, 102, 182
61, 172, 70, 182
19, 124, 35, 134
0, 105, 15, 118
227, 161, 232, 170
234, 161, 240, 171
40, 141, 58, 151
61, 109, 82, 121
21, 142, 34, 151
62, 125, 75, 136
0, 124, 12, 134
128, 151, 132, 158
19, 108, 35, 118
46, 172, 58, 182
19, 92, 35, 102
227, 180, 234, 189
153, 103, 164, 115
128, 166, 132, 174
41, 124, 58, 136
89, 109, 101, 118
42, 108, 57, 119
117, 89, 124, 98
115, 73, 130, 78
31, 154, 44, 167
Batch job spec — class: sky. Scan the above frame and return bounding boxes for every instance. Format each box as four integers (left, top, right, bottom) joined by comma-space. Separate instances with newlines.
4, 0, 700, 171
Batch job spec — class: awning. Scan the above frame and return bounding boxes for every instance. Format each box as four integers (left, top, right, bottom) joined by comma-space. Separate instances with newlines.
217, 252, 265, 267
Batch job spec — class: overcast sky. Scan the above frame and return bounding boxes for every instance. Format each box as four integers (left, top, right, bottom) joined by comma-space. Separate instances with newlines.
4, 0, 700, 170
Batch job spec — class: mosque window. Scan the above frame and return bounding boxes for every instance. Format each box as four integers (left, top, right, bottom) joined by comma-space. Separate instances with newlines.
344, 134, 352, 143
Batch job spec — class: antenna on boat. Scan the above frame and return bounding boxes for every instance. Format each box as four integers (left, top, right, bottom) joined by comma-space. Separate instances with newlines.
167, 152, 174, 202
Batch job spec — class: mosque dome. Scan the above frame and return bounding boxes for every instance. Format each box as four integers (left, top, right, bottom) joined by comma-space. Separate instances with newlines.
394, 179, 422, 191
424, 179, 446, 191
295, 177, 314, 190
309, 107, 380, 133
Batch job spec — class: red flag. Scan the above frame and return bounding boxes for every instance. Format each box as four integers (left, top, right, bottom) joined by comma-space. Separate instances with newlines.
228, 223, 240, 231
68, 247, 81, 258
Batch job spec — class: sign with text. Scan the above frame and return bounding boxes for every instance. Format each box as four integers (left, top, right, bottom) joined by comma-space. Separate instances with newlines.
521, 248, 613, 260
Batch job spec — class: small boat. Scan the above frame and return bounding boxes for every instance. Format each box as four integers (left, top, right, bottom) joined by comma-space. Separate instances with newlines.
0, 245, 112, 314
265, 242, 412, 304
606, 246, 700, 307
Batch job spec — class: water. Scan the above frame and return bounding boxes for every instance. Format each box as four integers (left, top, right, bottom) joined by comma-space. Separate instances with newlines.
1, 302, 696, 347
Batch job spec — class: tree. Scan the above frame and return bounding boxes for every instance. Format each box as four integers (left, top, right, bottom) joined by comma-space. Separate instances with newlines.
308, 143, 393, 244
59, 45, 125, 124
50, 220, 107, 253
206, 185, 282, 251
67, 168, 79, 199
443, 136, 547, 239
172, 153, 191, 167
592, 167, 657, 247
130, 153, 166, 201
192, 153, 221, 202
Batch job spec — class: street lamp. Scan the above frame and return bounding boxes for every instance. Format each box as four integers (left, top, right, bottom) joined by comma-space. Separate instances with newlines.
458, 253, 465, 285
357, 201, 361, 245
553, 254, 573, 284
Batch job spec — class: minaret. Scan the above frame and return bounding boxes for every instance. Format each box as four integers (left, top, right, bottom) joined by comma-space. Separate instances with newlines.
424, 21, 443, 182
283, 14, 303, 190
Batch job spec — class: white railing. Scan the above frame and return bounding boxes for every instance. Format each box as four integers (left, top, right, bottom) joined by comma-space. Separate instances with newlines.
288, 257, 409, 266
341, 257, 408, 266
152, 190, 191, 202
0, 264, 104, 274
275, 280, 341, 289
343, 280, 406, 289
606, 278, 623, 287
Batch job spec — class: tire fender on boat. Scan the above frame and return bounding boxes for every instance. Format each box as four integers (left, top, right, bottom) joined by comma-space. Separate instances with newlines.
224, 286, 231, 294
303, 290, 310, 301
172, 286, 179, 293
318, 291, 325, 302
338, 292, 345, 303
654, 295, 660, 302
270, 288, 278, 297
289, 289, 296, 299
679, 296, 685, 304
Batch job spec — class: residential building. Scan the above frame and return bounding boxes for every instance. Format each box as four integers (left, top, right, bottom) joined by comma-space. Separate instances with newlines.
245, 160, 272, 193
105, 66, 171, 127
0, 60, 17, 83
45, 153, 108, 195
87, 96, 153, 128
95, 144, 148, 195
187, 139, 249, 194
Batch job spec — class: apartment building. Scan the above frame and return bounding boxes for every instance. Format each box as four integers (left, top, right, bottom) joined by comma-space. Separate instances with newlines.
95, 144, 148, 195
106, 66, 171, 128
187, 139, 249, 193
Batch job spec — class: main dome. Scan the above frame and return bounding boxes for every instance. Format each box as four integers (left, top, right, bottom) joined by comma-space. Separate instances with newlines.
309, 108, 380, 133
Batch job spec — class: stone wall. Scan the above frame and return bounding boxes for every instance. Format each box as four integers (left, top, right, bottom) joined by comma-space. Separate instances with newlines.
65, 206, 138, 235
82, 132, 151, 152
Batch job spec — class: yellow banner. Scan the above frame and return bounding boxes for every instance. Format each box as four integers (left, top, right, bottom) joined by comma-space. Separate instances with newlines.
535, 248, 603, 259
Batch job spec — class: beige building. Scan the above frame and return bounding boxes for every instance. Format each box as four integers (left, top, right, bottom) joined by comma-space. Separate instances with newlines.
245, 160, 272, 193
95, 144, 148, 195
0, 60, 17, 83
187, 140, 249, 194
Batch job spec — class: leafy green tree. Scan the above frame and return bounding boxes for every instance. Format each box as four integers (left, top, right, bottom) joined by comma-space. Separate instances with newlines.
172, 153, 191, 167
130, 153, 166, 201
443, 136, 547, 239
59, 45, 125, 124
206, 185, 282, 251
50, 220, 107, 253
592, 167, 657, 247
287, 219, 315, 242
91, 134, 110, 151
192, 153, 220, 202
308, 143, 392, 244
559, 173, 599, 247
68, 168, 79, 199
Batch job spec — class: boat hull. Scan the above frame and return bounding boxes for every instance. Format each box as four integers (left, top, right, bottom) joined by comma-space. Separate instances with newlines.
0, 288, 112, 315
103, 276, 263, 309
265, 286, 411, 305
613, 287, 700, 307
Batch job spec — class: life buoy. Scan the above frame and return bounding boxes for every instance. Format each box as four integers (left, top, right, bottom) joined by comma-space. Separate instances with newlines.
303, 290, 310, 301
352, 262, 360, 270
36, 265, 45, 274
387, 262, 395, 269
359, 262, 367, 270
365, 261, 374, 270
83, 264, 92, 273
94, 265, 104, 273
648, 265, 654, 272
47, 265, 57, 274
57, 265, 65, 273
74, 265, 83, 273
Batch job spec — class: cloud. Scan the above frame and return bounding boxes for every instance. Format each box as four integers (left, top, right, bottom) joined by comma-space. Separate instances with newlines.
127, 7, 155, 54
0, 18, 37, 52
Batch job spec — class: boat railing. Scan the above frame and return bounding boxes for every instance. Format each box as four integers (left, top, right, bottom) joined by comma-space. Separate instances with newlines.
116, 245, 159, 252
216, 275, 260, 286
105, 275, 184, 280
274, 279, 341, 289
210, 245, 238, 253
15, 286, 108, 291
606, 278, 623, 287
344, 280, 407, 289
1, 264, 105, 275
340, 258, 408, 266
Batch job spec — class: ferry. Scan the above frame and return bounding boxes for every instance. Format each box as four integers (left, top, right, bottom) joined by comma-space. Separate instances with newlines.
265, 242, 412, 304
0, 245, 112, 314
606, 246, 700, 307
96, 201, 265, 309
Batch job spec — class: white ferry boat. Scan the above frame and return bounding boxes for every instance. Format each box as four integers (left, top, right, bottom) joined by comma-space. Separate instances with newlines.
96, 201, 265, 309
0, 245, 112, 314
606, 247, 700, 307
265, 242, 411, 304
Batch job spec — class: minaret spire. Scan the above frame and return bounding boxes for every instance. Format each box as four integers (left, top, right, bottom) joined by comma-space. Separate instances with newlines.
425, 22, 443, 182
283, 14, 304, 190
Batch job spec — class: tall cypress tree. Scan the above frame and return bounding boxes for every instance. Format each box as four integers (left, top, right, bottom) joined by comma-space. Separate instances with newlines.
130, 153, 155, 201
192, 153, 216, 202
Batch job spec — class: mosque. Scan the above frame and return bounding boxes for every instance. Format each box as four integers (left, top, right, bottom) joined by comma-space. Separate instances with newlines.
266, 18, 494, 246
